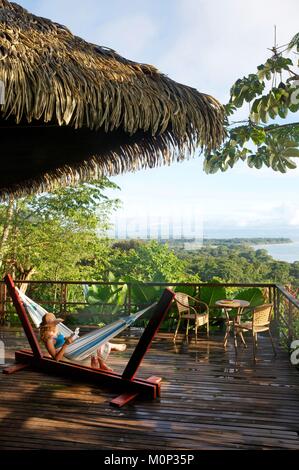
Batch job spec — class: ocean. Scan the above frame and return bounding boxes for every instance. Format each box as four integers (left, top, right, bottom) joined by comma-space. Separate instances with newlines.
252, 241, 299, 263
203, 227, 299, 263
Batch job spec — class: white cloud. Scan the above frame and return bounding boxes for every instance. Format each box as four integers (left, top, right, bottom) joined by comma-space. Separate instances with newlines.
157, 0, 299, 101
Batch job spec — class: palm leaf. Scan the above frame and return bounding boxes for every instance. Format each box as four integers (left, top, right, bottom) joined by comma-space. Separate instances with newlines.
200, 285, 227, 306
234, 287, 265, 307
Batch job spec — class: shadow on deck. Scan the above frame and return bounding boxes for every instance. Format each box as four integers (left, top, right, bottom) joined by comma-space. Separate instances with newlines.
0, 328, 298, 450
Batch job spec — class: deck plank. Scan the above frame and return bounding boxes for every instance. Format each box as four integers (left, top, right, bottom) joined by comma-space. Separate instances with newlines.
0, 328, 299, 449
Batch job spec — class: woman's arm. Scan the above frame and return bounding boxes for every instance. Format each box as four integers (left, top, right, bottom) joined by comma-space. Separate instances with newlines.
45, 336, 73, 361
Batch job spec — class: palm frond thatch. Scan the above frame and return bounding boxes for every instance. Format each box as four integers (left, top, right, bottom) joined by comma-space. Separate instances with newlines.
0, 0, 225, 197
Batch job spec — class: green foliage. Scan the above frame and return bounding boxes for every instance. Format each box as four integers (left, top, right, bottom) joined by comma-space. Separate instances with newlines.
85, 273, 127, 309
198, 284, 227, 325
30, 178, 118, 229
204, 32, 299, 173
129, 281, 164, 307
73, 273, 128, 325
63, 239, 195, 326
288, 32, 299, 51
199, 285, 227, 306
176, 244, 297, 286
0, 179, 120, 282
172, 285, 197, 296
233, 287, 265, 306
232, 287, 266, 320
230, 74, 265, 108
108, 240, 196, 283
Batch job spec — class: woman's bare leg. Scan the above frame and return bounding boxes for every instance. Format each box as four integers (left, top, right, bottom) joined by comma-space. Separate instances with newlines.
109, 342, 126, 352
95, 343, 113, 371
90, 355, 99, 368
97, 358, 113, 372
91, 353, 113, 371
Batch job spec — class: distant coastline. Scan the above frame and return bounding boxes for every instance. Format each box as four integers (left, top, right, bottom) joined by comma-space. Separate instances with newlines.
200, 237, 298, 263
203, 237, 292, 246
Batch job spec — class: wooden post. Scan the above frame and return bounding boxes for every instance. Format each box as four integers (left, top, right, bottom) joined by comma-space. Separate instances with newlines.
288, 302, 293, 346
0, 282, 6, 325
268, 287, 272, 304
4, 274, 43, 359
276, 289, 281, 344
122, 288, 174, 381
273, 287, 279, 338
197, 285, 201, 300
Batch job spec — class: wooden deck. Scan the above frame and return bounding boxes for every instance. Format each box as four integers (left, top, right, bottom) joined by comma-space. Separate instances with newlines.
0, 327, 299, 450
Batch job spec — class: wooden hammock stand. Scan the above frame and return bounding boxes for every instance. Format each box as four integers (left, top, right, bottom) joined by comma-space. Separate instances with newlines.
2, 274, 175, 407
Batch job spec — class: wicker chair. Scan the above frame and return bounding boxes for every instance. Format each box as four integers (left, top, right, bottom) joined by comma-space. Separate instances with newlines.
234, 303, 276, 361
173, 292, 209, 342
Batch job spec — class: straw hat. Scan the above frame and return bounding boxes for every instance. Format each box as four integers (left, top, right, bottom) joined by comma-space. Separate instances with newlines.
40, 313, 63, 327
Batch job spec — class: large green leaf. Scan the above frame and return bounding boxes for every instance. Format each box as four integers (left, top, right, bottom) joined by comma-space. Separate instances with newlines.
130, 282, 163, 305
199, 285, 227, 306
234, 287, 265, 306
173, 285, 197, 297
85, 282, 127, 305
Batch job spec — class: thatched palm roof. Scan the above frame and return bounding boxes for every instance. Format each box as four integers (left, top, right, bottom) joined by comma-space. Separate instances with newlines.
0, 0, 225, 197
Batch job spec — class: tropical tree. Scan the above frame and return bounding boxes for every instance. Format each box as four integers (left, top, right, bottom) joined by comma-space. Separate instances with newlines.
177, 244, 294, 285
204, 32, 299, 173
0, 179, 120, 282
108, 240, 197, 283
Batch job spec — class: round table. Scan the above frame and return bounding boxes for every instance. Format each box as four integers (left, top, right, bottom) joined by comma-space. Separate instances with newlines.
215, 299, 250, 348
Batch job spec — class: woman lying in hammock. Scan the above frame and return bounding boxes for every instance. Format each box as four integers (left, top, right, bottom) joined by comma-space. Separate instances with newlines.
39, 312, 126, 371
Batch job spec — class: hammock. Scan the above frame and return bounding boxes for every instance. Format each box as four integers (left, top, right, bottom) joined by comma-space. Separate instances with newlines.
16, 289, 156, 362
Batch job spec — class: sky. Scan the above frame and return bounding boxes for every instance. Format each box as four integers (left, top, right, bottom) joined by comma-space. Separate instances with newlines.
19, 0, 299, 237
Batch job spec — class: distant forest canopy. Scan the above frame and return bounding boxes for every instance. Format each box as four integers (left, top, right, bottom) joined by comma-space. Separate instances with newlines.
108, 239, 299, 288
172, 243, 299, 287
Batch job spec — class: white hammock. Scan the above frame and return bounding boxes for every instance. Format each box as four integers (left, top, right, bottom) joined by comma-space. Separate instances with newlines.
17, 289, 155, 362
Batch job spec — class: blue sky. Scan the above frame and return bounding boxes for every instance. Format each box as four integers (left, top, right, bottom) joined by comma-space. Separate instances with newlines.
19, 0, 299, 236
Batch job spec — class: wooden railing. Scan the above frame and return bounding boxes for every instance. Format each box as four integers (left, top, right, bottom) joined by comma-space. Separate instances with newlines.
0, 279, 298, 347
273, 285, 299, 347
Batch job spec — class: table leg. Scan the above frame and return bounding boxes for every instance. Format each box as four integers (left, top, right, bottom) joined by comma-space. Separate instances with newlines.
234, 306, 244, 352
223, 323, 230, 348
236, 306, 248, 348
239, 331, 247, 347
233, 325, 238, 351
223, 308, 230, 348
